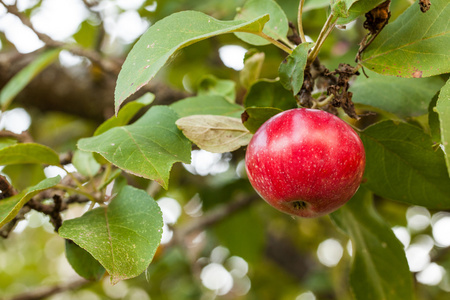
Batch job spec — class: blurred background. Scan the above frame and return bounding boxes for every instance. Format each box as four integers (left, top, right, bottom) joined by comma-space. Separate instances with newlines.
1, 0, 450, 299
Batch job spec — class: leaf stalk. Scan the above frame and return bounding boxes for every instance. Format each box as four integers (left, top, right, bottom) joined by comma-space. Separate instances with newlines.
55, 184, 97, 203
307, 13, 336, 65
297, 0, 307, 43
256, 32, 293, 54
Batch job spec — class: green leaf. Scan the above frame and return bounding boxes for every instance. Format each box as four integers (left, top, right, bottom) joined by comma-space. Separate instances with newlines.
244, 79, 298, 110
214, 206, 265, 263
234, 0, 289, 46
65, 240, 106, 281
197, 75, 236, 103
278, 43, 314, 95
428, 93, 441, 144
331, 0, 350, 19
240, 50, 265, 89
350, 70, 444, 117
0, 143, 60, 166
0, 137, 17, 150
436, 78, 450, 175
330, 188, 414, 300
0, 176, 61, 228
73, 20, 97, 48
94, 93, 154, 136
336, 0, 385, 25
242, 107, 282, 133
110, 174, 128, 195
171, 95, 244, 118
58, 185, 163, 284
303, 0, 332, 12
98, 169, 123, 191
115, 11, 270, 112
0, 48, 61, 110
1, 164, 46, 191
361, 120, 450, 208
361, 0, 450, 78
72, 150, 101, 178
176, 115, 252, 153
78, 106, 191, 189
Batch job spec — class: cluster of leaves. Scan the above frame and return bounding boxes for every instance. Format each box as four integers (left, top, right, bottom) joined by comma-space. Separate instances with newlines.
0, 0, 449, 299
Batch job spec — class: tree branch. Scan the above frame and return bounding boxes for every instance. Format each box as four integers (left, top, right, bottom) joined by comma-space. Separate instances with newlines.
0, 0, 120, 75
5, 278, 90, 300
0, 130, 33, 143
0, 187, 90, 238
0, 174, 16, 199
0, 50, 190, 121
169, 194, 259, 247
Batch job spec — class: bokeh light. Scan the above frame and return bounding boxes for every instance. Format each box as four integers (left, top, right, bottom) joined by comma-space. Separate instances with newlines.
405, 244, 430, 272
0, 108, 31, 133
317, 238, 343, 267
416, 263, 446, 286
406, 206, 431, 232
432, 212, 450, 247
183, 150, 231, 176
200, 263, 234, 295
219, 45, 247, 71
392, 226, 411, 248
296, 291, 316, 300
157, 197, 182, 244
31, 0, 90, 41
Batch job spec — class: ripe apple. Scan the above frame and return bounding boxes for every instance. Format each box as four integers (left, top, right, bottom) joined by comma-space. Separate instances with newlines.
245, 108, 365, 218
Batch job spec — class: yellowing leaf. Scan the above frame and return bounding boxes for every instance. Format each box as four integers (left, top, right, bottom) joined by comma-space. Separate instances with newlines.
176, 115, 252, 153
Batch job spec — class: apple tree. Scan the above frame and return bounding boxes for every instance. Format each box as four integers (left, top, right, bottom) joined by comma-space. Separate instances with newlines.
0, 0, 449, 299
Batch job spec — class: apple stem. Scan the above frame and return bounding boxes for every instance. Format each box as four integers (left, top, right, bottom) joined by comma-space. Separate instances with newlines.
318, 94, 335, 107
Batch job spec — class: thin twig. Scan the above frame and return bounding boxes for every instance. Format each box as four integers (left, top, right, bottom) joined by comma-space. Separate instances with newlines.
0, 175, 16, 199
0, 130, 33, 143
81, 0, 100, 9
0, 1, 58, 47
297, 0, 307, 43
1, 188, 90, 239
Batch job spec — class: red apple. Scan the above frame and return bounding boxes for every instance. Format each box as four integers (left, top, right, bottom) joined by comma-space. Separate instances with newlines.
245, 108, 365, 218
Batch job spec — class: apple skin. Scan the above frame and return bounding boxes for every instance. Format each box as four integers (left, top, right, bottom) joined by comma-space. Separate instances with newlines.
245, 108, 365, 218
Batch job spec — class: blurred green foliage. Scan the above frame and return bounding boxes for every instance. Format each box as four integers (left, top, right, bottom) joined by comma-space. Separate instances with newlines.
1, 0, 450, 299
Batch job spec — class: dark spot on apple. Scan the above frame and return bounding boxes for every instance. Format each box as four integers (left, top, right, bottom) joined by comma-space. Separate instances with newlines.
292, 201, 307, 210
